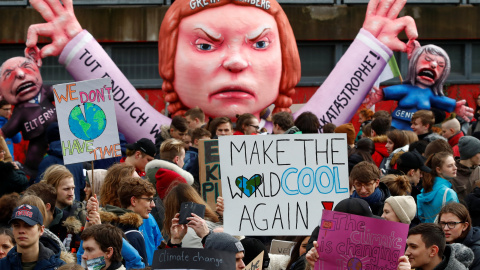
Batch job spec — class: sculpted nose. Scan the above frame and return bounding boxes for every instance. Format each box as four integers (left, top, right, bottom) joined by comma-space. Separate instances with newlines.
15, 68, 25, 79
223, 52, 248, 73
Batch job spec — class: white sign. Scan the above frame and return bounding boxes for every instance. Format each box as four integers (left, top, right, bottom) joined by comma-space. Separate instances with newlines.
53, 78, 120, 165
219, 134, 350, 235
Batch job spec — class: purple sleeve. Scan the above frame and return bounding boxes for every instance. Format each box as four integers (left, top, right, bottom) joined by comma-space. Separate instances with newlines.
293, 29, 392, 127
59, 30, 171, 143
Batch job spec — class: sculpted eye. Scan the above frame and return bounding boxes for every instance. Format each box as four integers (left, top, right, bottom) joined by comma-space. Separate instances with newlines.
196, 43, 213, 51
253, 39, 270, 49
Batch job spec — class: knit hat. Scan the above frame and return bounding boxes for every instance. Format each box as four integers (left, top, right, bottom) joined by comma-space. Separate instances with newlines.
155, 168, 186, 199
334, 198, 374, 218
9, 204, 43, 226
205, 232, 244, 254
385, 196, 416, 224
335, 123, 356, 145
458, 136, 480, 160
240, 238, 270, 268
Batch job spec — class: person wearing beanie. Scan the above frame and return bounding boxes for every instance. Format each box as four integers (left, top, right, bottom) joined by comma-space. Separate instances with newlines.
452, 136, 480, 203
205, 232, 245, 270
382, 196, 416, 224
334, 123, 356, 148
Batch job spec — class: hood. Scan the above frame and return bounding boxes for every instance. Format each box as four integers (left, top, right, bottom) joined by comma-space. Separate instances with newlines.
160, 125, 172, 140
62, 216, 83, 234
436, 244, 474, 269
42, 228, 66, 252
48, 207, 64, 228
284, 126, 301, 134
101, 205, 143, 229
372, 136, 389, 157
424, 132, 447, 143
463, 227, 480, 248
47, 140, 63, 157
455, 158, 477, 176
419, 177, 452, 203
145, 159, 194, 186
39, 236, 61, 259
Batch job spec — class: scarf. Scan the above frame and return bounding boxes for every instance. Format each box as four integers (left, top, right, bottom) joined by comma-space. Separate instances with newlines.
351, 187, 383, 205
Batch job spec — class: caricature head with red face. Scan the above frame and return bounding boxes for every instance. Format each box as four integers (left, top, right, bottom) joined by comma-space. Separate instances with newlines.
0, 47, 43, 105
405, 45, 450, 96
158, 0, 301, 119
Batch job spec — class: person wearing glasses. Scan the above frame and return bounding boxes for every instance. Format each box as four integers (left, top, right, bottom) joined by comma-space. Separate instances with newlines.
233, 113, 260, 135
437, 202, 480, 269
349, 161, 391, 216
102, 176, 156, 266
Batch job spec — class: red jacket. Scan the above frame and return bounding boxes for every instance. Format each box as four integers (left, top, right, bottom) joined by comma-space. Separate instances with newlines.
372, 135, 389, 167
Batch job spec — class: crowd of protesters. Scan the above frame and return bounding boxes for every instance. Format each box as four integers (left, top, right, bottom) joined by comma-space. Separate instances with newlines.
1, 104, 480, 270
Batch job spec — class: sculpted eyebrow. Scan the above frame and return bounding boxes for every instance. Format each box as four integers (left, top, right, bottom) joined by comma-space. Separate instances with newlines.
247, 28, 271, 41
193, 28, 222, 42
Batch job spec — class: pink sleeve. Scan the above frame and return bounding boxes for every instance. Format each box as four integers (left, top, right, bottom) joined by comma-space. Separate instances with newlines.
59, 30, 171, 142
293, 29, 393, 128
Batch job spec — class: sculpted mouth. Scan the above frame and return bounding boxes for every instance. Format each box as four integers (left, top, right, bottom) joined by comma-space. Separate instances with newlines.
418, 69, 436, 80
210, 86, 255, 100
16, 81, 36, 95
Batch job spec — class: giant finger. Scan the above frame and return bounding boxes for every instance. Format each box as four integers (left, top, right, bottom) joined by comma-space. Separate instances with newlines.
386, 0, 406, 19
366, 0, 381, 18
63, 0, 75, 13
26, 23, 54, 48
40, 41, 64, 57
29, 0, 55, 22
45, 0, 67, 17
398, 16, 418, 40
376, 0, 396, 17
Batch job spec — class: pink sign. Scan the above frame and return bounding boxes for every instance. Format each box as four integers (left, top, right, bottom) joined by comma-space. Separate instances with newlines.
315, 210, 409, 270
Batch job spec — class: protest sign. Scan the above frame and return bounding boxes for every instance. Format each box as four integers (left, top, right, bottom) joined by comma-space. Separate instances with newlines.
270, 239, 296, 255
245, 251, 264, 270
219, 134, 350, 235
53, 78, 120, 164
315, 210, 409, 270
199, 139, 222, 210
151, 248, 235, 269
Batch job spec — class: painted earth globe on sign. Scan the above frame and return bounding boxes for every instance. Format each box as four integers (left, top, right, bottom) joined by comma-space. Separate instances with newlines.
68, 103, 107, 141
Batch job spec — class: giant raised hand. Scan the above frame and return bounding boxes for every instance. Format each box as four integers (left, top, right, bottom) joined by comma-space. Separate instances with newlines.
363, 0, 418, 52
26, 0, 82, 58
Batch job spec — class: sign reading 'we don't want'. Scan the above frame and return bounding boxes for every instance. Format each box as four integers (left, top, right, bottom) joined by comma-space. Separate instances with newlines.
219, 134, 350, 236
53, 78, 120, 165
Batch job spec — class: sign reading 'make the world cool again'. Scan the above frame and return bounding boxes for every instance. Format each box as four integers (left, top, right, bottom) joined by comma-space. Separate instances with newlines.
219, 134, 350, 235
53, 78, 120, 165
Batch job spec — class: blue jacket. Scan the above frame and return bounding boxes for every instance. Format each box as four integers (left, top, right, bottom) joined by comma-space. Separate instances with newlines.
0, 116, 21, 160
0, 237, 65, 270
139, 214, 163, 265
417, 176, 459, 223
35, 140, 85, 200
76, 238, 145, 269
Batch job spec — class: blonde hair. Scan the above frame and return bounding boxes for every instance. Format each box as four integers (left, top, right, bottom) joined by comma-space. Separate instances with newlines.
42, 164, 73, 189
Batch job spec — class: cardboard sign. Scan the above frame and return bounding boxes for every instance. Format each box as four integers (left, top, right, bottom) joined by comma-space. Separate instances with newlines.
219, 134, 350, 235
315, 210, 409, 270
151, 248, 235, 269
270, 240, 296, 255
199, 139, 222, 210
245, 251, 264, 270
53, 78, 120, 165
